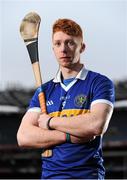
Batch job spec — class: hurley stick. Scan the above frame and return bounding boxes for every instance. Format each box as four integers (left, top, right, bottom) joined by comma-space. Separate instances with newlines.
20, 12, 52, 157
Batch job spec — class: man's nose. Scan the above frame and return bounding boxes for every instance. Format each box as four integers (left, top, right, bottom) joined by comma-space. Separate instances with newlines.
61, 44, 68, 53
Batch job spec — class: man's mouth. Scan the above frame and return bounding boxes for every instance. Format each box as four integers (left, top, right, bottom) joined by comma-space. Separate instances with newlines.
60, 56, 71, 59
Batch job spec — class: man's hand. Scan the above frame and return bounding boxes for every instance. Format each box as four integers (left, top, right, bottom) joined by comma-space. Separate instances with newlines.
38, 113, 51, 129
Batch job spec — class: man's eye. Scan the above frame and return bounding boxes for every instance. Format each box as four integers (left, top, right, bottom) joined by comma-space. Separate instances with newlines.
68, 41, 75, 46
54, 42, 61, 46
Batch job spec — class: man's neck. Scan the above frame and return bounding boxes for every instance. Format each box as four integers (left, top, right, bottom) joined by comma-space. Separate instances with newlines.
60, 63, 83, 79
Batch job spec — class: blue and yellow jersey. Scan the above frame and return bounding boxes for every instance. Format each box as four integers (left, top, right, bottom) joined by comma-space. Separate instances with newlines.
28, 66, 115, 179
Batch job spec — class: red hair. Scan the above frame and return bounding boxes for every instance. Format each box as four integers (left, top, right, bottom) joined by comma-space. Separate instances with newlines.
52, 19, 83, 39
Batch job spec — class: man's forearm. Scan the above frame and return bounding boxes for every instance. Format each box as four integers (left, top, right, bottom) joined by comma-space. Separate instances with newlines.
17, 123, 66, 149
38, 113, 95, 143
17, 111, 94, 150
50, 113, 96, 138
17, 111, 68, 149
17, 124, 94, 149
49, 104, 113, 138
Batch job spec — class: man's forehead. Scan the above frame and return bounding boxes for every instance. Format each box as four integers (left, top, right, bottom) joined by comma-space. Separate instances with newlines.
53, 31, 82, 41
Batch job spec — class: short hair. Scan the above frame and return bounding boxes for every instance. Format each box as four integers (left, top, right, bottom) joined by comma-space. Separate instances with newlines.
52, 18, 83, 39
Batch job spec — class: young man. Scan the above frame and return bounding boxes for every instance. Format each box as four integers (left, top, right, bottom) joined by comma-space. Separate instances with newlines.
17, 18, 115, 179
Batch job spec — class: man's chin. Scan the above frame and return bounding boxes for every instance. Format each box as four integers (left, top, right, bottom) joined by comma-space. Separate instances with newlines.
59, 61, 81, 70
60, 63, 72, 68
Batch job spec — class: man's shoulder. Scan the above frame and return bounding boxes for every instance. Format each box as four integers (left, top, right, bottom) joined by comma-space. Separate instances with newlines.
43, 79, 54, 88
28, 79, 54, 108
88, 70, 113, 83
35, 79, 54, 94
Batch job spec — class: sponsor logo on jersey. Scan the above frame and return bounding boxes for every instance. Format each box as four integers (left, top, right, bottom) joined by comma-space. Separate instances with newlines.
60, 95, 70, 101
60, 95, 71, 109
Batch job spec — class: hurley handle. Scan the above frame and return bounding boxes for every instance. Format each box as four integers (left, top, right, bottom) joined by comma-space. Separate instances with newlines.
38, 91, 47, 114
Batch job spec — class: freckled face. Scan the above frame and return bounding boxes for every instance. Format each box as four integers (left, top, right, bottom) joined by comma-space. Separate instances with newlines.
52, 31, 84, 68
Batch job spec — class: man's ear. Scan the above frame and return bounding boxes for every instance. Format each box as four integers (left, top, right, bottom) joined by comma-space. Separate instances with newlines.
80, 43, 85, 53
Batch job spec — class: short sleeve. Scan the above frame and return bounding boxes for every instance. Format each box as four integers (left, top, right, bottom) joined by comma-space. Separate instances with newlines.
27, 86, 41, 113
91, 75, 115, 108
